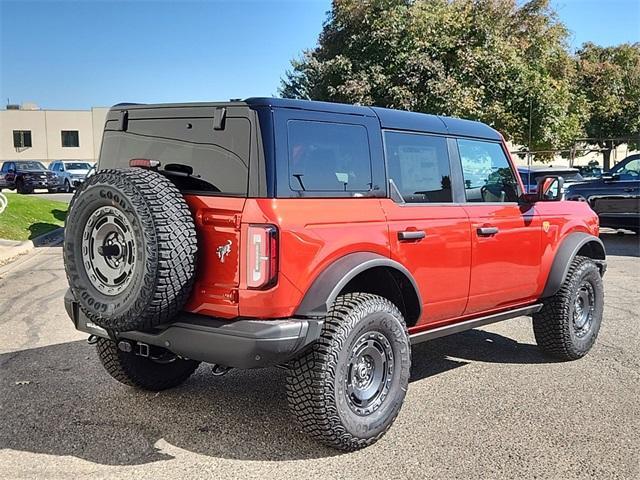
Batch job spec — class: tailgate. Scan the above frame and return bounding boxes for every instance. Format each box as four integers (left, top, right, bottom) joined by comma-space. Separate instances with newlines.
183, 195, 246, 318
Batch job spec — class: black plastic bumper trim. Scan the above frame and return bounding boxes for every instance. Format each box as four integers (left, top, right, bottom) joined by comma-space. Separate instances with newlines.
64, 290, 323, 369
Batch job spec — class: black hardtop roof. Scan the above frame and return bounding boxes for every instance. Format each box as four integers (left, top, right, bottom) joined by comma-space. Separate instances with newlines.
109, 97, 502, 141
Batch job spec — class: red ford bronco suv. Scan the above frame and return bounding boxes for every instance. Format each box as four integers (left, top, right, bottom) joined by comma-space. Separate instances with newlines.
63, 98, 606, 451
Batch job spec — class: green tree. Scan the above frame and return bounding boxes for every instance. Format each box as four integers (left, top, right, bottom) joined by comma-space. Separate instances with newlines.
281, 0, 586, 157
575, 42, 640, 170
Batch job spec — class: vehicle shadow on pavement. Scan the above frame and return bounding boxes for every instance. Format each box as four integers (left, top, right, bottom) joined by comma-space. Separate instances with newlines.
600, 232, 640, 257
0, 340, 341, 465
28, 223, 64, 241
1, 328, 550, 466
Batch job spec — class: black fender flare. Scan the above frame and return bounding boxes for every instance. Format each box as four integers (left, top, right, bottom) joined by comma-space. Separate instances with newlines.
295, 252, 422, 318
541, 232, 606, 298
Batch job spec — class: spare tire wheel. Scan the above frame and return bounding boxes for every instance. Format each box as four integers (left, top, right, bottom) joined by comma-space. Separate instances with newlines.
64, 168, 197, 331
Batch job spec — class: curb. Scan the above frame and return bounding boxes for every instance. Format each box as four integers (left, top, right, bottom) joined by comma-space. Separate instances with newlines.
0, 227, 64, 266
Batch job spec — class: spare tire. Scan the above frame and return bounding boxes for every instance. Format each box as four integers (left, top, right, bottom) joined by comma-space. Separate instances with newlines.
64, 168, 197, 331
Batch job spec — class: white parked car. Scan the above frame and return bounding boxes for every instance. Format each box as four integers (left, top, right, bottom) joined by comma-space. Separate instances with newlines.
49, 161, 95, 193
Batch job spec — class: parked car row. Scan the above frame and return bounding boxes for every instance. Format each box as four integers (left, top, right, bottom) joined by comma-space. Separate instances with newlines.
518, 155, 640, 234
565, 154, 640, 233
0, 160, 95, 194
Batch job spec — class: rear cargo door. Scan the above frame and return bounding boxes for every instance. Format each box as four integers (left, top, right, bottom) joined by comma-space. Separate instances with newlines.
99, 106, 254, 317
184, 195, 246, 318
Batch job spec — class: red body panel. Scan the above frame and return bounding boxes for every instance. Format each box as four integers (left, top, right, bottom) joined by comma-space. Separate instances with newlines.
182, 141, 600, 333
381, 201, 471, 325
462, 203, 542, 314
183, 195, 245, 318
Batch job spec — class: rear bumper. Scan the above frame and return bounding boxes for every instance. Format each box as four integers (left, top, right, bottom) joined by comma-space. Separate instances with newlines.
64, 290, 322, 369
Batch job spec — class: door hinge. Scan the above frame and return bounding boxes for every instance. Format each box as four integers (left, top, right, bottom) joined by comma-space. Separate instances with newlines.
225, 288, 239, 304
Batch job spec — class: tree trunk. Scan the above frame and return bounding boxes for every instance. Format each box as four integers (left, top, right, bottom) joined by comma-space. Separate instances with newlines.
602, 148, 612, 171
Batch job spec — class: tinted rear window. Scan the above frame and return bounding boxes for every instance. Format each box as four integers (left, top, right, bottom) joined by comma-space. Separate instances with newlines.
100, 116, 250, 195
287, 120, 372, 192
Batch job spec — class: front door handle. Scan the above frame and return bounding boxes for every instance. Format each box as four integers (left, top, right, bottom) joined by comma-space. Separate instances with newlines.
477, 226, 499, 236
398, 230, 426, 241
623, 187, 635, 192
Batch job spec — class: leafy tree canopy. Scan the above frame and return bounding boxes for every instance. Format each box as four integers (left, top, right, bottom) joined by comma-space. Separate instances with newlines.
575, 42, 640, 169
281, 0, 587, 154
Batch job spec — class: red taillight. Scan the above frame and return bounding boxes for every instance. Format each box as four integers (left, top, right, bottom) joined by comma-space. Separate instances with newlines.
129, 158, 160, 168
246, 225, 278, 289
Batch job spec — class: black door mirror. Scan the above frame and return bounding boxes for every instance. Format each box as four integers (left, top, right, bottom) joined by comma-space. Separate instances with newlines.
602, 173, 619, 182
7, 168, 15, 174
536, 175, 564, 201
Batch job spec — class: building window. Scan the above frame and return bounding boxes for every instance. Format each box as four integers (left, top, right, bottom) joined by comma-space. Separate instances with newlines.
61, 130, 80, 147
13, 130, 32, 148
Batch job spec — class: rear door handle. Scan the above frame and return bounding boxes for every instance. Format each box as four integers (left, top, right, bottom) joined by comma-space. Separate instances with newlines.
477, 226, 499, 236
623, 187, 635, 192
398, 230, 426, 241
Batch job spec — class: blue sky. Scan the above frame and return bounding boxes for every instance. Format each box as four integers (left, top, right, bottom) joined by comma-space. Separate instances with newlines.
1, 0, 639, 110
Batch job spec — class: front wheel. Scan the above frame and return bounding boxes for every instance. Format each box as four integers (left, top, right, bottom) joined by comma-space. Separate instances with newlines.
63, 179, 72, 193
16, 179, 31, 194
96, 338, 200, 391
533, 256, 604, 360
286, 293, 411, 451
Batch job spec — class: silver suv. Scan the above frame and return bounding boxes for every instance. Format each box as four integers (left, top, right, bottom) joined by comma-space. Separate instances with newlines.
49, 160, 95, 193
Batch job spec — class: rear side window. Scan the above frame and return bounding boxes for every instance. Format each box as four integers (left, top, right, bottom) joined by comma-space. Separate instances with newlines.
100, 116, 250, 195
384, 131, 452, 203
458, 139, 519, 203
287, 120, 372, 192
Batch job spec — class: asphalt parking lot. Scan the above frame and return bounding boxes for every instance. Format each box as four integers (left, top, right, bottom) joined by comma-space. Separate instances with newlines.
0, 232, 638, 479
25, 191, 73, 203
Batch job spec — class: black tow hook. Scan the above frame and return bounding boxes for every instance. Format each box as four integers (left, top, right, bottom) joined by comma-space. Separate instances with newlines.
87, 335, 99, 345
211, 364, 232, 376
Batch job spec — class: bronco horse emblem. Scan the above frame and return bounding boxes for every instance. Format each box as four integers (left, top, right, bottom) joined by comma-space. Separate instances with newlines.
216, 240, 232, 263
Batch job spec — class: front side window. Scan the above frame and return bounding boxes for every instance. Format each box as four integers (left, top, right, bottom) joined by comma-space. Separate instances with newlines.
61, 130, 80, 147
287, 120, 372, 192
384, 131, 452, 203
13, 130, 32, 148
458, 139, 519, 202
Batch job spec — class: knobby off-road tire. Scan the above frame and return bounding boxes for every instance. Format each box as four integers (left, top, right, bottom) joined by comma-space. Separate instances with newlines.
64, 168, 197, 332
16, 179, 32, 194
286, 293, 411, 451
96, 338, 200, 391
533, 256, 604, 360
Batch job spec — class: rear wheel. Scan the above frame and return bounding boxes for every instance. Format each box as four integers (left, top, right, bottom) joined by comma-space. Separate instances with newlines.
96, 338, 200, 391
286, 293, 411, 451
533, 256, 604, 360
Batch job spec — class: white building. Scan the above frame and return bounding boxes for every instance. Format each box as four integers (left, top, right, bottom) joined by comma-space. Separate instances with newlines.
0, 104, 109, 165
